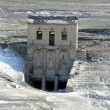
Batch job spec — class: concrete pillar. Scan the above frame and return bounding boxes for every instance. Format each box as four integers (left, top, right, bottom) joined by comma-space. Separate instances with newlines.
42, 76, 46, 90
56, 50, 59, 74
43, 49, 46, 76
26, 54, 33, 83
42, 49, 46, 91
54, 76, 58, 91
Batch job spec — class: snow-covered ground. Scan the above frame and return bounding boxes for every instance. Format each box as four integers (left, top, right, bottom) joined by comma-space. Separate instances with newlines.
0, 0, 110, 109
0, 47, 110, 110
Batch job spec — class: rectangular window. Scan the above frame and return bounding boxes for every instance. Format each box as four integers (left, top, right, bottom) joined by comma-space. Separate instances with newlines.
37, 31, 42, 40
62, 31, 67, 40
49, 31, 55, 46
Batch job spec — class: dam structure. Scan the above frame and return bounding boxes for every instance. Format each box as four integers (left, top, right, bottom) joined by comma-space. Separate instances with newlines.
26, 15, 78, 91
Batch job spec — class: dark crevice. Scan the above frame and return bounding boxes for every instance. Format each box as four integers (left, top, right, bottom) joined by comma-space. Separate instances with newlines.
31, 80, 67, 91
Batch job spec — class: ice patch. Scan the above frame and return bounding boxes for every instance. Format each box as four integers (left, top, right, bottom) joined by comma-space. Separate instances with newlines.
27, 11, 35, 15
35, 10, 87, 17
46, 20, 68, 24
28, 19, 35, 23
0, 47, 25, 81
0, 100, 9, 104
37, 10, 50, 15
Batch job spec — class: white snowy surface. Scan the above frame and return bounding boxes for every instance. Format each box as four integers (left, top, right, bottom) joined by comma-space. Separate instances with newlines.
46, 20, 68, 24
0, 29, 27, 37
27, 19, 35, 23
0, 0, 110, 109
0, 47, 110, 110
35, 10, 86, 17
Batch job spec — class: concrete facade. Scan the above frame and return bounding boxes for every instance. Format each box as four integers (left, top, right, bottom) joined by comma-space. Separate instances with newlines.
26, 15, 78, 91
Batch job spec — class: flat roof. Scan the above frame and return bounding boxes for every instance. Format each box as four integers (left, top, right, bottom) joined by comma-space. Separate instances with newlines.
28, 15, 78, 24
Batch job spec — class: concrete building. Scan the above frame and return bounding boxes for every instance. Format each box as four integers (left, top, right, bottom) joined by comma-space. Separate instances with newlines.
26, 15, 78, 91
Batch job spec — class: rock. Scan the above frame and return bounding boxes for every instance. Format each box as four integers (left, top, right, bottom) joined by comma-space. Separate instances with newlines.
10, 82, 20, 88
66, 79, 73, 92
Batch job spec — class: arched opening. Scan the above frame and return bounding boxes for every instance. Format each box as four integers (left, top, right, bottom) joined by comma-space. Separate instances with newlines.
33, 80, 42, 89
58, 81, 67, 90
31, 79, 68, 91
46, 81, 54, 91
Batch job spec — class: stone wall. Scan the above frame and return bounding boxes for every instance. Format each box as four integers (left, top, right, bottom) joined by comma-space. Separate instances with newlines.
27, 23, 78, 49
27, 20, 78, 91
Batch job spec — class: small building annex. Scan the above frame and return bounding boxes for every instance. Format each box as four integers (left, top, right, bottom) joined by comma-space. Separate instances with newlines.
26, 15, 79, 91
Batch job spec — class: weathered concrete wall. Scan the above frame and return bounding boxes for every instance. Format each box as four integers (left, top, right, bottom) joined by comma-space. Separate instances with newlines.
27, 23, 78, 49
27, 47, 74, 81
27, 21, 78, 91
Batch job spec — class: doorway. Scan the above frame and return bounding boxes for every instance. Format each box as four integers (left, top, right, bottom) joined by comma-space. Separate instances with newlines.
49, 31, 55, 46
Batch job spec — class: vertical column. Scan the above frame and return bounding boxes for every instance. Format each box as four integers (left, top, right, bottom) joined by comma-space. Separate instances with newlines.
54, 75, 58, 91
42, 76, 45, 90
26, 54, 33, 84
27, 44, 34, 83
54, 50, 59, 91
42, 49, 46, 90
43, 49, 46, 76
55, 50, 59, 76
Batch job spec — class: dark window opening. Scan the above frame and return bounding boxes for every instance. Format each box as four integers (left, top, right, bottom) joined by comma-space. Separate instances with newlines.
37, 31, 42, 40
33, 80, 42, 89
46, 81, 54, 91
49, 31, 55, 46
62, 31, 67, 40
58, 81, 67, 89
